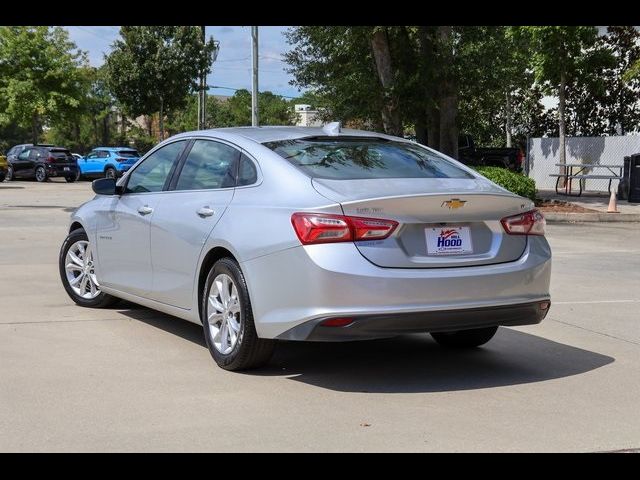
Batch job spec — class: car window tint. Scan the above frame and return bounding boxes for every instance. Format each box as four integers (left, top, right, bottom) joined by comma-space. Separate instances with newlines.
237, 154, 258, 186
125, 141, 186, 194
175, 140, 239, 191
264, 138, 474, 180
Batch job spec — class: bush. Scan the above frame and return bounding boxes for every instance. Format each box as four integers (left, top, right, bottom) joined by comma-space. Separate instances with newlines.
473, 166, 536, 201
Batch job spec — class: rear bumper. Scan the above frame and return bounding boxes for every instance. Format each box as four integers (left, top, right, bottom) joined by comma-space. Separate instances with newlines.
278, 300, 550, 341
45, 164, 78, 176
241, 236, 552, 340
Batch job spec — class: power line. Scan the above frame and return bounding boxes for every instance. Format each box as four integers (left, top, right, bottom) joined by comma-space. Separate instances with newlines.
210, 85, 301, 100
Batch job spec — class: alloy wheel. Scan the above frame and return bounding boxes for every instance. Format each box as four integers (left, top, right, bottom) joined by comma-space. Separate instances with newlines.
207, 274, 242, 354
35, 167, 46, 182
64, 240, 100, 299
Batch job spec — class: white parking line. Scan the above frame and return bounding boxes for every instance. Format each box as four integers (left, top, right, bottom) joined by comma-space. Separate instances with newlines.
553, 300, 640, 305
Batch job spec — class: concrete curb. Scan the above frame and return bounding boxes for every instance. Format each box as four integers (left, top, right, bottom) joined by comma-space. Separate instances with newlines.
544, 212, 640, 223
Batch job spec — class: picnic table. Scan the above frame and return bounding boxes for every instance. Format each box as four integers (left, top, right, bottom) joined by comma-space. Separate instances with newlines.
549, 163, 623, 197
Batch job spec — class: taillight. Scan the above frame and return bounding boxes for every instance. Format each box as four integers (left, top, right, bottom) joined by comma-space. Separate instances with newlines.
46, 156, 55, 163
516, 150, 523, 165
501, 209, 545, 236
291, 213, 398, 245
115, 157, 127, 163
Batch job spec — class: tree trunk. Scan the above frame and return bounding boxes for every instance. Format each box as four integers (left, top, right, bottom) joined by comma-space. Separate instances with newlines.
31, 113, 39, 144
558, 68, 567, 186
505, 91, 512, 148
159, 98, 165, 141
370, 28, 403, 136
103, 115, 110, 145
415, 115, 428, 145
427, 102, 440, 150
437, 26, 458, 158
418, 26, 440, 150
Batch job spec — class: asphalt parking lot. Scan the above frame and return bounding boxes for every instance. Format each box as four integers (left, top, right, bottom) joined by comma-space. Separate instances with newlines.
1, 179, 639, 452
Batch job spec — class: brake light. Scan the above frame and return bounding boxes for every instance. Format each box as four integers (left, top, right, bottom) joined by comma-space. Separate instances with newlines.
291, 213, 398, 245
46, 156, 55, 163
501, 209, 545, 236
516, 150, 523, 165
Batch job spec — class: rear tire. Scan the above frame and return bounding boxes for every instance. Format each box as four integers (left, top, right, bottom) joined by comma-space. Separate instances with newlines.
65, 175, 76, 183
431, 326, 498, 348
201, 257, 275, 371
105, 167, 117, 179
0, 173, 5, 182
59, 228, 118, 308
5, 166, 13, 181
35, 166, 48, 182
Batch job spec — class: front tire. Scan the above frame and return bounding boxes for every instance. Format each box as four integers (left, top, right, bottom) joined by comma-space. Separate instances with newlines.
5, 166, 13, 181
59, 228, 118, 308
65, 175, 77, 183
105, 167, 117, 179
431, 326, 498, 348
35, 166, 48, 182
201, 257, 275, 371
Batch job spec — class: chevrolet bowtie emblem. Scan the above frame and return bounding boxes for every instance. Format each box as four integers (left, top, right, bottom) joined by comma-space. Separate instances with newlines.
441, 199, 467, 209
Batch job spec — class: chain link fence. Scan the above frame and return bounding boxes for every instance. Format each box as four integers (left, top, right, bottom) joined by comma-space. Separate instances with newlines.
527, 136, 640, 193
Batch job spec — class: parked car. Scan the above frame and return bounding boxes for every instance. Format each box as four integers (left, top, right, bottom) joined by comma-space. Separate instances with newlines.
0, 154, 8, 182
72, 153, 84, 161
59, 126, 552, 371
76, 147, 140, 180
5, 144, 78, 182
458, 134, 524, 172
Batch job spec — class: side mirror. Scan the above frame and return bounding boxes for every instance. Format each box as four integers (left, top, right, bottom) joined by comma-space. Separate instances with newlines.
92, 178, 119, 196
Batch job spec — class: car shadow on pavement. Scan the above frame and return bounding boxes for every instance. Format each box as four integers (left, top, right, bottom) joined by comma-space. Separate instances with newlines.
115, 305, 614, 394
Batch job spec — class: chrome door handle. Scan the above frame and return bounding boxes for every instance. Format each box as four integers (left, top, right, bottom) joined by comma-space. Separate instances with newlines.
196, 206, 215, 218
138, 205, 153, 215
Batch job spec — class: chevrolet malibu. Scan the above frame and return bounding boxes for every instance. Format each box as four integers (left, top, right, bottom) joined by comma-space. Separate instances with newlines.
58, 126, 551, 371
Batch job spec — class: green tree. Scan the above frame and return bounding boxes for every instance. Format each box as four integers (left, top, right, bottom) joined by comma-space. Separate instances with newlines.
105, 26, 217, 140
600, 26, 640, 134
0, 26, 87, 143
516, 26, 600, 172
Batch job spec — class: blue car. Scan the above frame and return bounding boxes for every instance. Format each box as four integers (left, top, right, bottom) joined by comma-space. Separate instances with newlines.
76, 147, 140, 180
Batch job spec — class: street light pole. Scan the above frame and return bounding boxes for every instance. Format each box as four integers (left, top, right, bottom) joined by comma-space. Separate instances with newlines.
251, 26, 259, 127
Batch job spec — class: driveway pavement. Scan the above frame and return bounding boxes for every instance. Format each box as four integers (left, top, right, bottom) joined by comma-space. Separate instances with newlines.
1, 179, 639, 452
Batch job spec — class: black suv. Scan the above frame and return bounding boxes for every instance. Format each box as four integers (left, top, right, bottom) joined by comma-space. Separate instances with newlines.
6, 144, 79, 182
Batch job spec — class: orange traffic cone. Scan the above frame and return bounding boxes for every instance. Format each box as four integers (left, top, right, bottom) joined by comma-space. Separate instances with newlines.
607, 190, 619, 213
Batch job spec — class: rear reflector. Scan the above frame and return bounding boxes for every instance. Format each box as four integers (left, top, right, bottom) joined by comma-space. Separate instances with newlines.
501, 209, 546, 236
291, 213, 398, 245
539, 301, 550, 311
320, 317, 354, 327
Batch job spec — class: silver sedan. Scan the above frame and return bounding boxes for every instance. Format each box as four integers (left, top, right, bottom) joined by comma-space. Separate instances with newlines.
59, 126, 551, 370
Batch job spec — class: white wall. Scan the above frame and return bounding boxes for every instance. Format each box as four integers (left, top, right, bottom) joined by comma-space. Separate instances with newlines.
528, 136, 640, 191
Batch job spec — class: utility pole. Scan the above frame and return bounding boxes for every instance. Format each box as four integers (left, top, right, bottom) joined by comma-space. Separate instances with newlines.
251, 26, 259, 127
505, 91, 512, 148
198, 25, 206, 130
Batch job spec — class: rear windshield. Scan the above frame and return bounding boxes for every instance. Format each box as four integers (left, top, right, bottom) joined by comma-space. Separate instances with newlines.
263, 138, 474, 180
50, 149, 71, 157
116, 150, 139, 158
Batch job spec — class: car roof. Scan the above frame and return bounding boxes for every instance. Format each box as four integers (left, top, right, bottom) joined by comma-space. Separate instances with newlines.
93, 146, 138, 151
170, 126, 405, 145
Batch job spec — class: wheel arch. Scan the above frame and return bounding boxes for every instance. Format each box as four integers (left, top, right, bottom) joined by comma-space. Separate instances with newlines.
69, 221, 85, 233
197, 246, 239, 322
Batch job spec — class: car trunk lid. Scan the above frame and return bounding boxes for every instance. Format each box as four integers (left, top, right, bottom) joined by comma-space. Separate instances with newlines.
312, 177, 533, 268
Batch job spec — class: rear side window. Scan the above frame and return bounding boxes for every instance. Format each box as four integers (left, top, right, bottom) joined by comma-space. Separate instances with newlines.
237, 154, 258, 186
263, 138, 474, 180
174, 140, 239, 191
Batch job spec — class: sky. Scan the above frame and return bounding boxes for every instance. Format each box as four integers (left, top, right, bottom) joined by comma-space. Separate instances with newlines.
65, 26, 303, 99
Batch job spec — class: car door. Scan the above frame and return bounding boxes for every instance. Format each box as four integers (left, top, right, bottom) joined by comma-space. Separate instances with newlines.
83, 151, 100, 174
12, 148, 32, 177
95, 140, 187, 297
148, 138, 239, 309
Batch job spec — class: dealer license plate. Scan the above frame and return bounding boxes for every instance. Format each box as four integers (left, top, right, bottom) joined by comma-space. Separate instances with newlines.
425, 226, 473, 255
